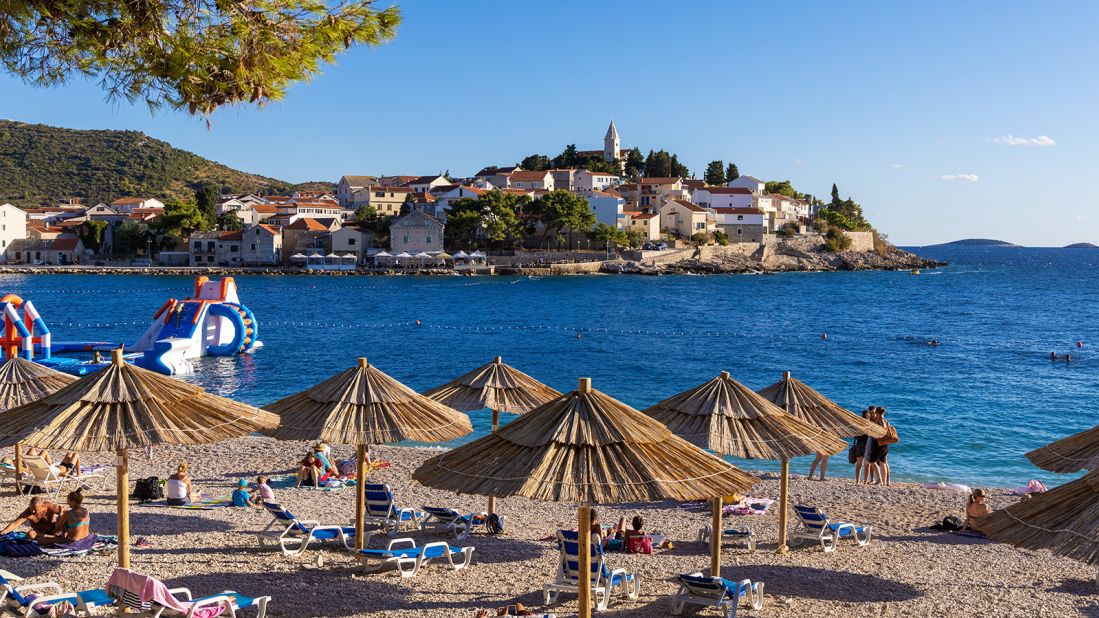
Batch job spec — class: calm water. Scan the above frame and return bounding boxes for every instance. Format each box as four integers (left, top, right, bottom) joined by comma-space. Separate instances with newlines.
2, 246, 1095, 488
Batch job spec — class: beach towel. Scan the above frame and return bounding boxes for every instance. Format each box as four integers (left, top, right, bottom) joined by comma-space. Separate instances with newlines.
266, 474, 347, 492
143, 495, 232, 510
39, 535, 117, 558
107, 568, 224, 618
723, 497, 774, 516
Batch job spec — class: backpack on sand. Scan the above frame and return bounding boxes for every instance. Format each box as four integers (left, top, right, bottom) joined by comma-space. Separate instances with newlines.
132, 477, 164, 503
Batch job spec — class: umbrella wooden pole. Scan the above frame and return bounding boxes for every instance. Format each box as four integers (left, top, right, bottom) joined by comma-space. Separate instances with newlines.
13, 443, 21, 495
710, 497, 722, 575
578, 502, 592, 618
776, 457, 789, 554
117, 448, 130, 568
488, 408, 500, 515
356, 443, 367, 550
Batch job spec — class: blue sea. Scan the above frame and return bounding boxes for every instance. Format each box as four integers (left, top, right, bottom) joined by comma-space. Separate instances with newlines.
1, 245, 1095, 488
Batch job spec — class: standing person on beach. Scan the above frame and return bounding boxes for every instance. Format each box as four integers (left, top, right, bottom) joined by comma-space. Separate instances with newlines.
852, 409, 872, 484
865, 407, 892, 486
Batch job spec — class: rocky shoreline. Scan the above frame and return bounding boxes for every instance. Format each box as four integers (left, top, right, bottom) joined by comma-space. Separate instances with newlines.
0, 246, 943, 277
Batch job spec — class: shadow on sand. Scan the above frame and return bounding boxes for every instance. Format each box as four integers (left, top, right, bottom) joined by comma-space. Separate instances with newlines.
89, 511, 238, 535
727, 564, 922, 603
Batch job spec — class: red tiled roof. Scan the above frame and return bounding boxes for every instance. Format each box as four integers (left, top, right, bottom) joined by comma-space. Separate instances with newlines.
253, 204, 279, 214
640, 177, 681, 184
51, 238, 79, 251
362, 185, 413, 193
509, 171, 550, 182
111, 197, 146, 205
630, 213, 658, 220
286, 218, 329, 231
257, 224, 281, 235
220, 231, 243, 241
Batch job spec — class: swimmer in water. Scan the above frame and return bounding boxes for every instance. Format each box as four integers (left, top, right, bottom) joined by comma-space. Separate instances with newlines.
576, 332, 583, 339
1065, 354, 1072, 363
821, 333, 828, 341
1051, 352, 1058, 361
929, 339, 940, 346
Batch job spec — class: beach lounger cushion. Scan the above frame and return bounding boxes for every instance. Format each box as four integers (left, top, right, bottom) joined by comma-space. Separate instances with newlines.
107, 567, 271, 618
0, 570, 114, 617
257, 502, 358, 556
358, 538, 475, 578
544, 530, 640, 612
791, 504, 872, 552
671, 572, 764, 617
21, 455, 102, 500
421, 506, 494, 540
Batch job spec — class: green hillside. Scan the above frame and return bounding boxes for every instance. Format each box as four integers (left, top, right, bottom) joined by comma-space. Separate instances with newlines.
0, 121, 331, 206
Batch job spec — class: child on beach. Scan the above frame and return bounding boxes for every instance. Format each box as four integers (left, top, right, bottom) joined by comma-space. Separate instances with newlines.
231, 479, 256, 507
253, 476, 274, 504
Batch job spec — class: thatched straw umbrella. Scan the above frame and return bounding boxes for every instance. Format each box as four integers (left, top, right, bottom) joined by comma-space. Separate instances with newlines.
758, 371, 885, 479
0, 357, 77, 493
642, 371, 846, 560
263, 358, 472, 550
0, 349, 278, 568
423, 355, 560, 514
1026, 424, 1099, 474
414, 377, 757, 618
981, 471, 1099, 570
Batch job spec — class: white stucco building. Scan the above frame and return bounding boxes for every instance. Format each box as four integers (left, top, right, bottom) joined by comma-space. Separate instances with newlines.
0, 203, 28, 262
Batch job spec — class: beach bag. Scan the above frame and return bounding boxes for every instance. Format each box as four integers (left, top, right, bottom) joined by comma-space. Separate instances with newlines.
626, 536, 653, 555
486, 513, 505, 535
879, 425, 899, 445
132, 476, 164, 503
847, 446, 857, 464
941, 515, 963, 532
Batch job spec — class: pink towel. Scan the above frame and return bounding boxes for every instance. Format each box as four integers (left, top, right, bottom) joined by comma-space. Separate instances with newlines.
107, 568, 224, 618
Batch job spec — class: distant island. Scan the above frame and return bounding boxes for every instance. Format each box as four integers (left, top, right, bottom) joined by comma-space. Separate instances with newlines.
1065, 242, 1099, 249
932, 239, 1021, 247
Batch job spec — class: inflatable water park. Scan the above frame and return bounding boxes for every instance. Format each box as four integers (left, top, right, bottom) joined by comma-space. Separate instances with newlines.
0, 277, 260, 376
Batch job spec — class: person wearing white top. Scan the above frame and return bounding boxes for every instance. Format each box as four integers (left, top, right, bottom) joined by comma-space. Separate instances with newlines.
166, 462, 193, 505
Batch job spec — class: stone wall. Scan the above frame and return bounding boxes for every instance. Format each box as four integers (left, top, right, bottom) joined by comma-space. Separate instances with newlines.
844, 231, 875, 252
488, 250, 606, 265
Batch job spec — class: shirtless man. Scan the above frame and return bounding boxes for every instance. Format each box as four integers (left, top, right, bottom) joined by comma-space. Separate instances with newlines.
1, 497, 63, 539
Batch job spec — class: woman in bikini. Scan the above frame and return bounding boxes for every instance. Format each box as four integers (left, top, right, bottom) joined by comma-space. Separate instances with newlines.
964, 488, 991, 534
40, 488, 90, 545
57, 452, 81, 478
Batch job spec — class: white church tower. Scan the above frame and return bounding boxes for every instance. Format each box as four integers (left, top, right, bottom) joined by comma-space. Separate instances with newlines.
603, 120, 620, 162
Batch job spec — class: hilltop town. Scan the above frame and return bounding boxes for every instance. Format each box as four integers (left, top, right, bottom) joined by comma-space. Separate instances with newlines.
0, 122, 937, 274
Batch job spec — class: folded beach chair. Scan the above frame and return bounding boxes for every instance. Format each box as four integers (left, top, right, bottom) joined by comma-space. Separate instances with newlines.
697, 524, 756, 552
363, 483, 424, 536
670, 572, 764, 618
543, 530, 640, 612
257, 501, 357, 556
22, 455, 103, 500
106, 567, 270, 617
791, 504, 872, 552
0, 569, 114, 617
358, 537, 475, 578
421, 506, 493, 541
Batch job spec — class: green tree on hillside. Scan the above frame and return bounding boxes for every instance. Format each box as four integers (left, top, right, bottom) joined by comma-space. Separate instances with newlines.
529, 190, 596, 249
155, 198, 209, 237
765, 180, 804, 199
195, 184, 220, 221
704, 160, 726, 186
520, 154, 551, 171
443, 190, 529, 249
726, 162, 739, 181
354, 205, 379, 227
76, 220, 107, 253
553, 145, 579, 169
0, 0, 401, 114
624, 148, 645, 177
216, 213, 243, 231
831, 183, 841, 207
112, 221, 144, 256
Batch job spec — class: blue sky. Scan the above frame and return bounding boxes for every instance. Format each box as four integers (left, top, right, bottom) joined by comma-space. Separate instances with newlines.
1, 1, 1095, 245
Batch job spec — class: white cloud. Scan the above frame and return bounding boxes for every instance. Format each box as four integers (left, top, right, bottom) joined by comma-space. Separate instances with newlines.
991, 134, 1056, 147
938, 174, 979, 182
889, 163, 903, 169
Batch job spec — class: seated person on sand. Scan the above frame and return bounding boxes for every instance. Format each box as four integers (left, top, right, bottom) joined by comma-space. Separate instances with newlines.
232, 479, 256, 507
298, 452, 323, 487
1, 497, 63, 539
38, 489, 90, 546
312, 444, 340, 477
964, 488, 991, 533
253, 476, 274, 504
166, 462, 195, 506
57, 452, 81, 478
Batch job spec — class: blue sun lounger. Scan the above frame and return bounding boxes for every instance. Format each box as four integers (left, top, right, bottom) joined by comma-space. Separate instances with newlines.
363, 483, 424, 536
421, 506, 494, 540
543, 530, 640, 612
0, 570, 114, 618
791, 504, 872, 552
697, 524, 756, 552
257, 501, 358, 556
358, 538, 475, 578
671, 572, 764, 618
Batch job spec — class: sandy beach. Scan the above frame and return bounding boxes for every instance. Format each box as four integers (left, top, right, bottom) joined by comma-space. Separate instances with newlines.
0, 438, 1094, 617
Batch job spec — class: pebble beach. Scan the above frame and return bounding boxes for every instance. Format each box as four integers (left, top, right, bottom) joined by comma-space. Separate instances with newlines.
0, 438, 1094, 617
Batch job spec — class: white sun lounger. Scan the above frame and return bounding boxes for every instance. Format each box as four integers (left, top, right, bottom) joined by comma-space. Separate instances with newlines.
358, 538, 474, 578
0, 569, 114, 617
21, 455, 102, 500
543, 530, 640, 612
671, 572, 764, 617
697, 524, 756, 552
791, 504, 872, 552
257, 501, 358, 556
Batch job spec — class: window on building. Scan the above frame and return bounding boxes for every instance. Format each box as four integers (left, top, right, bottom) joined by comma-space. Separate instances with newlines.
737, 228, 743, 235
251, 244, 256, 250
349, 238, 356, 245
737, 215, 744, 221
231, 246, 238, 252
375, 192, 384, 198
695, 222, 705, 230
403, 236, 408, 243
207, 241, 215, 250
426, 236, 431, 243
